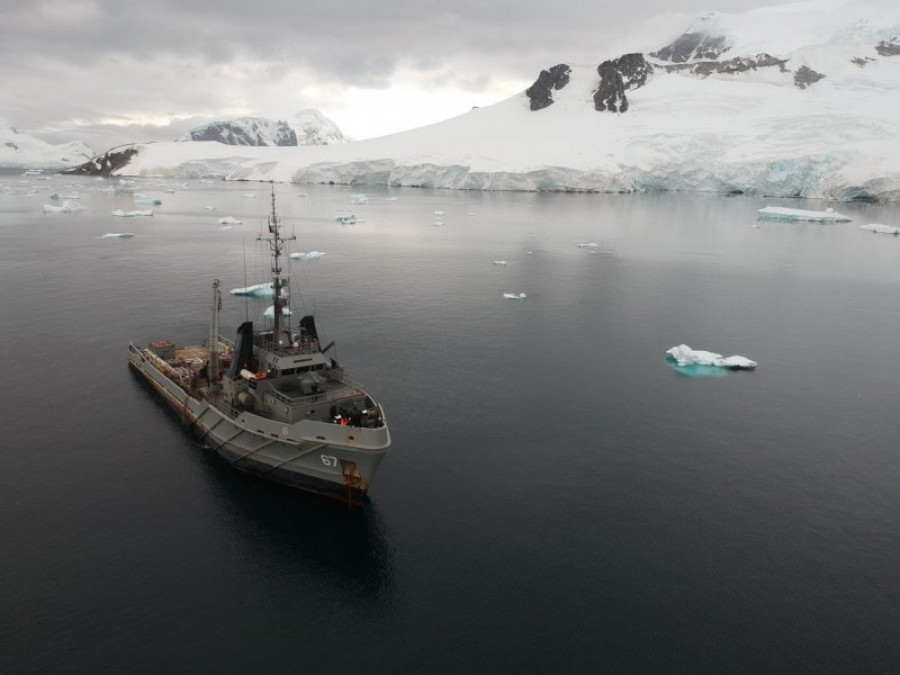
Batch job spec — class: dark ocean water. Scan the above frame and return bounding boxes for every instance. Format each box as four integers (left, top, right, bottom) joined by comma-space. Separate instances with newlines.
1, 175, 899, 673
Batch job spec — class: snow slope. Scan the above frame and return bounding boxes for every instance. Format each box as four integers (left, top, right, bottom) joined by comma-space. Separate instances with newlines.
79, 0, 900, 201
0, 127, 93, 169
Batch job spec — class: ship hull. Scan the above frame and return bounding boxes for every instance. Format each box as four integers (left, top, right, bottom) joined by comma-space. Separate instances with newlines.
128, 345, 389, 504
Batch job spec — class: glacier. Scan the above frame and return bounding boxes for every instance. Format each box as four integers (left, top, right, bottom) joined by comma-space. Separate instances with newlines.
63, 0, 900, 203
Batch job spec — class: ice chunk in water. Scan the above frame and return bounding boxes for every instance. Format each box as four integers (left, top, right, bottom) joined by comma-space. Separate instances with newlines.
112, 209, 153, 217
43, 199, 84, 214
666, 344, 757, 370
230, 282, 274, 298
756, 206, 851, 222
218, 216, 242, 225
503, 292, 527, 300
576, 242, 598, 248
860, 223, 900, 235
350, 193, 369, 204
101, 232, 135, 238
493, 260, 508, 265
264, 305, 292, 318
290, 251, 327, 260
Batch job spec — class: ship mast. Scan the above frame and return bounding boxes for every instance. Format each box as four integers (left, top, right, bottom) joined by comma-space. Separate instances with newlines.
258, 183, 295, 347
209, 278, 221, 389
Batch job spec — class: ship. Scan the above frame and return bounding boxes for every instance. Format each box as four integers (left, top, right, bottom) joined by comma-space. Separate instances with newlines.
127, 185, 390, 504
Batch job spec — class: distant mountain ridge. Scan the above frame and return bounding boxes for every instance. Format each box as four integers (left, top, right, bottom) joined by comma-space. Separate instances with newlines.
0, 126, 93, 169
176, 110, 348, 147
66, 0, 900, 202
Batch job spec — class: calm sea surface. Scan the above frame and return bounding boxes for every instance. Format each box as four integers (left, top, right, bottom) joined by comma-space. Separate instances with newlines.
1, 175, 899, 673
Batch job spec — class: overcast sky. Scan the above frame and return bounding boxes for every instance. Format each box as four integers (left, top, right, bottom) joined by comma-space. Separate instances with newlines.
1, 0, 798, 151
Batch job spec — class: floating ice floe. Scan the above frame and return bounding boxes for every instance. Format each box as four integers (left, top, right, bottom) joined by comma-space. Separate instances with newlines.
666, 344, 757, 370
335, 214, 357, 224
134, 194, 162, 205
576, 242, 598, 249
217, 216, 241, 225
860, 223, 900, 235
43, 199, 84, 214
290, 251, 327, 260
101, 232, 135, 238
433, 210, 444, 216
243, 192, 256, 198
204, 205, 217, 211
350, 193, 369, 204
230, 282, 274, 298
112, 209, 153, 217
503, 292, 527, 300
493, 260, 508, 266
48, 192, 61, 200
756, 206, 851, 222
263, 305, 292, 318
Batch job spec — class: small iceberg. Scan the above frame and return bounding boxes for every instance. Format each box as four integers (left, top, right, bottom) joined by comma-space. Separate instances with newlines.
43, 199, 84, 214
756, 206, 851, 222
263, 305, 292, 318
134, 193, 162, 205
493, 260, 508, 266
217, 216, 241, 226
204, 205, 217, 211
101, 232, 135, 238
860, 223, 900, 236
666, 344, 757, 370
290, 251, 327, 261
350, 193, 369, 204
503, 292, 527, 300
112, 209, 153, 217
230, 282, 274, 298
335, 214, 357, 225
243, 192, 257, 198
576, 242, 598, 249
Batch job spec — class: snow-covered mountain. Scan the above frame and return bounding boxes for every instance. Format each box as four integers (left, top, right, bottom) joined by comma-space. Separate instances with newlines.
177, 117, 297, 146
175, 111, 348, 147
292, 109, 350, 145
0, 126, 94, 169
67, 0, 900, 201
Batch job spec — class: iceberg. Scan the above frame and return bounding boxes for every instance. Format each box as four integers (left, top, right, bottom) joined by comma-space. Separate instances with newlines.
101, 232, 135, 238
756, 206, 851, 222
112, 209, 153, 217
230, 282, 274, 298
493, 260, 508, 265
666, 344, 757, 370
263, 305, 292, 318
860, 223, 900, 235
289, 251, 327, 260
335, 214, 357, 224
217, 216, 241, 225
576, 242, 598, 249
350, 193, 369, 204
503, 292, 527, 300
134, 196, 162, 205
43, 199, 84, 214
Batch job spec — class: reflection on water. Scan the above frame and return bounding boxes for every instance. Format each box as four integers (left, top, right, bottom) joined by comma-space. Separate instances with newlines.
665, 360, 730, 378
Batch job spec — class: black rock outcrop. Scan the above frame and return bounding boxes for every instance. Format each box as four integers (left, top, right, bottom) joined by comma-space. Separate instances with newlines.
593, 53, 652, 113
876, 39, 900, 57
794, 65, 825, 89
660, 53, 787, 77
62, 145, 139, 176
525, 64, 572, 111
650, 32, 730, 63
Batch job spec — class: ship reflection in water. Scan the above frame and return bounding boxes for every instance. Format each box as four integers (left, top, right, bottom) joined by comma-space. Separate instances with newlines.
200, 456, 397, 601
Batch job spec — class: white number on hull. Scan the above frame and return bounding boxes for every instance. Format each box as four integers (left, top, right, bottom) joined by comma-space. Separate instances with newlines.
320, 455, 338, 468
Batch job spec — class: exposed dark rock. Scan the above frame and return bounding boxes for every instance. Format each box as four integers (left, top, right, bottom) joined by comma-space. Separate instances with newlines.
650, 32, 730, 63
876, 39, 900, 56
62, 145, 139, 176
593, 53, 653, 113
525, 64, 572, 111
659, 53, 787, 77
851, 56, 875, 67
794, 65, 825, 89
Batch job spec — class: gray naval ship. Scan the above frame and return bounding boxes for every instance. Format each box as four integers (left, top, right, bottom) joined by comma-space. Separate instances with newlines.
127, 187, 390, 504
